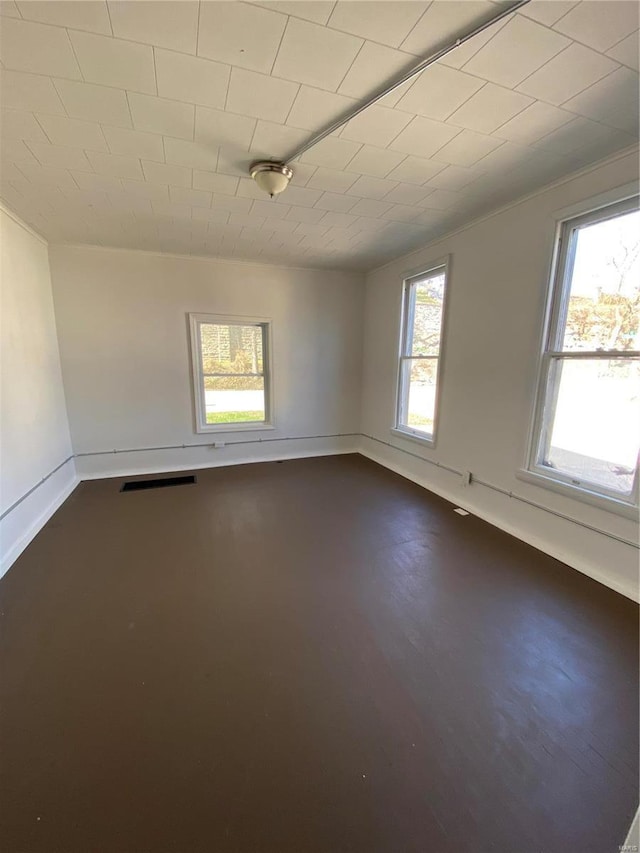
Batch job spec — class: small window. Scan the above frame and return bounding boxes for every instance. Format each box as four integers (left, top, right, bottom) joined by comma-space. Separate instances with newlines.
395, 262, 448, 444
527, 196, 639, 511
189, 314, 272, 433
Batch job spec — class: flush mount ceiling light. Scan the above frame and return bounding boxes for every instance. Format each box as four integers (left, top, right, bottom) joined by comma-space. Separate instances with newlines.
250, 161, 293, 198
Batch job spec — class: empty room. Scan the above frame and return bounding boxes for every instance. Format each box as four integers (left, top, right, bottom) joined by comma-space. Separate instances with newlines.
1, 1, 639, 850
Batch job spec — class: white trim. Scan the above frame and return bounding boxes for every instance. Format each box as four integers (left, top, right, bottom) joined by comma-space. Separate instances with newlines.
516, 468, 638, 520
188, 312, 273, 434
369, 144, 640, 275
0, 475, 79, 580
358, 440, 639, 603
391, 426, 435, 446
0, 201, 48, 246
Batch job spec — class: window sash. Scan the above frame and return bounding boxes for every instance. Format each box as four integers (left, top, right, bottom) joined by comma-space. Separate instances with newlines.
189, 314, 272, 433
527, 195, 640, 509
396, 264, 447, 442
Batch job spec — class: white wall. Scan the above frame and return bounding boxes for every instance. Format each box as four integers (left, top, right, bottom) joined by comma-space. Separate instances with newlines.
0, 207, 77, 576
360, 148, 640, 602
49, 245, 364, 478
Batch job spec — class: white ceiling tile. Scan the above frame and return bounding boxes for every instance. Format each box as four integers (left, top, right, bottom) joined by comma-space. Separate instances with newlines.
272, 18, 362, 91
108, 0, 199, 53
607, 30, 639, 71
261, 217, 303, 233
348, 197, 393, 217
250, 121, 307, 158
341, 105, 412, 147
463, 16, 570, 87
440, 17, 510, 71
344, 144, 406, 178
86, 150, 144, 179
401, 1, 499, 55
562, 66, 640, 133
386, 155, 446, 184
37, 114, 108, 151
73, 171, 126, 193
0, 1, 20, 17
27, 141, 91, 169
141, 159, 192, 187
252, 2, 335, 25
211, 193, 253, 213
169, 186, 212, 208
191, 207, 230, 223
54, 79, 132, 127
0, 17, 81, 78
432, 128, 505, 166
106, 191, 152, 214
294, 222, 331, 238
306, 167, 359, 193
195, 107, 255, 151
423, 164, 482, 191
338, 41, 418, 101
2, 139, 38, 162
517, 43, 620, 106
520, 1, 577, 27
388, 116, 461, 157
198, 2, 287, 73
378, 203, 421, 222
193, 170, 239, 195
299, 135, 362, 169
216, 148, 252, 178
1, 110, 48, 142
273, 184, 323, 207
128, 93, 195, 141
288, 161, 316, 185
236, 176, 270, 199
228, 212, 267, 228
312, 191, 357, 212
155, 49, 230, 110
164, 137, 218, 170
16, 1, 111, 34
395, 64, 485, 121
382, 182, 433, 205
495, 100, 574, 143
69, 31, 156, 94
120, 179, 169, 202
152, 199, 193, 219
283, 204, 326, 223
318, 211, 359, 228
328, 1, 428, 49
1, 71, 65, 114
420, 189, 464, 210
226, 68, 299, 123
447, 83, 533, 134
346, 175, 398, 200
286, 86, 356, 131
554, 1, 639, 52
533, 114, 624, 155
102, 125, 164, 160
251, 198, 291, 219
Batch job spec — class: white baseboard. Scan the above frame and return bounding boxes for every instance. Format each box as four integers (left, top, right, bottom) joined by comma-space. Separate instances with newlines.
358, 442, 639, 602
0, 463, 79, 579
75, 436, 359, 480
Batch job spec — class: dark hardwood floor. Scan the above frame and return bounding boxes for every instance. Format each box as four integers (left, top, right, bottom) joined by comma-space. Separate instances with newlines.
1, 454, 637, 853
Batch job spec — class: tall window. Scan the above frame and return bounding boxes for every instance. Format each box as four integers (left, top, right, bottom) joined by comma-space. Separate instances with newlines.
189, 314, 272, 433
395, 263, 448, 443
528, 196, 639, 511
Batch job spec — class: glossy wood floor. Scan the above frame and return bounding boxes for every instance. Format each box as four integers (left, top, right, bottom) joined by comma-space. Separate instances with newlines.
1, 454, 638, 853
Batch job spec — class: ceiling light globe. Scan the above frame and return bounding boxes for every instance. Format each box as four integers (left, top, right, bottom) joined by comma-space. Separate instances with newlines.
250, 161, 293, 198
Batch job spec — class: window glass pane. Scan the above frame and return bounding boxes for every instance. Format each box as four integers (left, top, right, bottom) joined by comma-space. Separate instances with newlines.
562, 209, 640, 352
204, 375, 265, 425
406, 359, 438, 435
200, 323, 264, 374
539, 358, 639, 495
410, 271, 446, 356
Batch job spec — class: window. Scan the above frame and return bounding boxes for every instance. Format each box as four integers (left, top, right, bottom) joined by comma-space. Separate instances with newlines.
189, 314, 272, 433
526, 196, 639, 512
394, 262, 448, 444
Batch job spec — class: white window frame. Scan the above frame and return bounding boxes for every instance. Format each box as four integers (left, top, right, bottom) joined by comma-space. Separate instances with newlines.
521, 193, 640, 519
392, 259, 449, 446
189, 313, 274, 434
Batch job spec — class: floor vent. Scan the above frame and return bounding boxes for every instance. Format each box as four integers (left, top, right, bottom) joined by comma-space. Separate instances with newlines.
121, 475, 197, 492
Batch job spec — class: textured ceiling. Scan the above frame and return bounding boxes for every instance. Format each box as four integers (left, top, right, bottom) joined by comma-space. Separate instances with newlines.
0, 0, 638, 271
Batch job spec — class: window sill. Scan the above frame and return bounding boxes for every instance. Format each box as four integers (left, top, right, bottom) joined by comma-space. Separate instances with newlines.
391, 426, 435, 447
516, 468, 638, 521
196, 422, 275, 435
